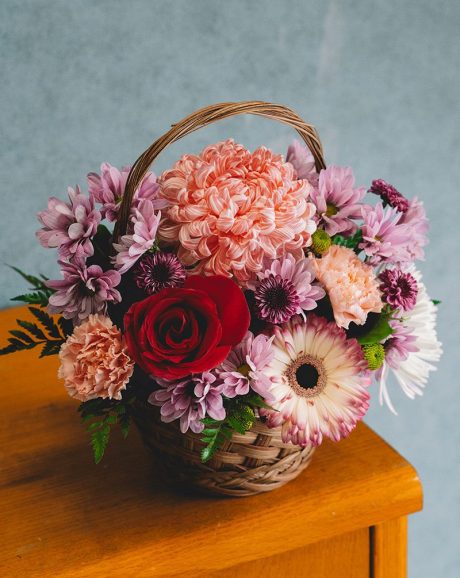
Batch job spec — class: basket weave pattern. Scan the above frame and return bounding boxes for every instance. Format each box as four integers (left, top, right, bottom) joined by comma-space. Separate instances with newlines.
121, 101, 324, 496
133, 401, 315, 497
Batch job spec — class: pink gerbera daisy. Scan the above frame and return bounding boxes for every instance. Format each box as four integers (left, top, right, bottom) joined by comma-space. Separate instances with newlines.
260, 315, 370, 447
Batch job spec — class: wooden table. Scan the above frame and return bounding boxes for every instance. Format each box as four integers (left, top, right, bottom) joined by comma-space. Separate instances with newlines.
0, 306, 422, 578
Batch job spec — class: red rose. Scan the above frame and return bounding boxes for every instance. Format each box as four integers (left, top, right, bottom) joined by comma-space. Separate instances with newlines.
124, 275, 250, 380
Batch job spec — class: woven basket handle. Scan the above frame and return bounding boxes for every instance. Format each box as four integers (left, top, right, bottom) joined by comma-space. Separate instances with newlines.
114, 100, 325, 239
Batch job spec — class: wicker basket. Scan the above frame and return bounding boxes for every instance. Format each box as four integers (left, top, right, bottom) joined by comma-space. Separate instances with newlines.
117, 101, 326, 497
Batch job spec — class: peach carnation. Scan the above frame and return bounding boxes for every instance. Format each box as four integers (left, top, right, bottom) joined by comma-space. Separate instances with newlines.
312, 245, 383, 329
157, 139, 317, 285
58, 314, 134, 402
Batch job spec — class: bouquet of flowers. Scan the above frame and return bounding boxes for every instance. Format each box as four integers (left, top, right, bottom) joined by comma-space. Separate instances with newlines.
1, 102, 441, 484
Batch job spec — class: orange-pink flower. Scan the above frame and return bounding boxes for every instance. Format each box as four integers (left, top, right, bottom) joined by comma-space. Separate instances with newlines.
157, 139, 317, 285
312, 245, 383, 329
58, 314, 134, 402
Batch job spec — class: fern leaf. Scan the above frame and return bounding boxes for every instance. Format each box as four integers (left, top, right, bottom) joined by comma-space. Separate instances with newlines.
29, 306, 62, 339
16, 319, 46, 340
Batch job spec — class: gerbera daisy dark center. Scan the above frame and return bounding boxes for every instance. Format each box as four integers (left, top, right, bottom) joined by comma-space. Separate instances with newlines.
285, 353, 327, 399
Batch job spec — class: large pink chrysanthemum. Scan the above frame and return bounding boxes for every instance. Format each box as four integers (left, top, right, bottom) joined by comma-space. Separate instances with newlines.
157, 139, 317, 285
260, 315, 370, 447
310, 165, 366, 236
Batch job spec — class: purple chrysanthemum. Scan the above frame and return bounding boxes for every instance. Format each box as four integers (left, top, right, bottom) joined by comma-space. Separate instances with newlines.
359, 203, 412, 266
399, 197, 429, 262
286, 140, 319, 186
369, 179, 409, 213
379, 269, 418, 311
88, 163, 167, 222
36, 186, 101, 261
134, 252, 186, 294
310, 165, 366, 236
148, 372, 225, 434
253, 254, 325, 324
216, 331, 274, 400
46, 260, 121, 322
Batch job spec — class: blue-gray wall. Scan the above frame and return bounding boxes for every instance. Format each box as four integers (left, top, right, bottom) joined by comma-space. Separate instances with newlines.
1, 1, 458, 575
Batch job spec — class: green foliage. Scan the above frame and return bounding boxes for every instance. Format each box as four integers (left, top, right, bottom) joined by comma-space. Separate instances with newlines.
9, 266, 53, 307
0, 306, 65, 357
331, 229, 363, 253
200, 394, 272, 463
432, 299, 441, 306
78, 398, 132, 464
356, 309, 394, 345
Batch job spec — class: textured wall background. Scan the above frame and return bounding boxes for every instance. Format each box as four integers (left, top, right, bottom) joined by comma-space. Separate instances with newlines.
1, 0, 458, 575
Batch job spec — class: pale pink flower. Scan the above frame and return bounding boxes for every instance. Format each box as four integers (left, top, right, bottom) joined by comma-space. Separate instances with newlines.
260, 315, 370, 447
286, 140, 319, 186
149, 372, 225, 434
252, 254, 325, 323
310, 166, 366, 236
59, 314, 134, 402
359, 203, 412, 266
157, 139, 317, 285
36, 186, 100, 260
399, 197, 429, 262
112, 199, 161, 273
216, 331, 274, 400
88, 163, 165, 221
312, 245, 383, 329
47, 260, 121, 322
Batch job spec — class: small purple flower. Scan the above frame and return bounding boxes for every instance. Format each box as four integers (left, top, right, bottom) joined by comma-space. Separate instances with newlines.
36, 186, 101, 260
359, 203, 412, 266
369, 179, 409, 213
286, 140, 319, 187
149, 372, 225, 434
399, 197, 429, 262
88, 163, 166, 222
46, 260, 121, 322
253, 254, 325, 324
112, 200, 161, 274
217, 332, 275, 400
134, 252, 186, 294
379, 269, 418, 311
379, 319, 419, 371
310, 165, 366, 236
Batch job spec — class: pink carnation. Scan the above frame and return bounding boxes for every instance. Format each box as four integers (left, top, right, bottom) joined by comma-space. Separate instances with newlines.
310, 166, 366, 236
59, 314, 134, 402
36, 186, 100, 260
88, 163, 166, 222
286, 140, 319, 186
157, 139, 317, 285
312, 245, 383, 329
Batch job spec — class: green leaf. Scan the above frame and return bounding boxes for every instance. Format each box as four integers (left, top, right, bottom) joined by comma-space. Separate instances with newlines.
8, 266, 48, 289
16, 319, 46, 340
40, 341, 62, 357
357, 314, 394, 345
91, 426, 111, 464
11, 291, 51, 306
29, 307, 62, 339
226, 414, 249, 435
432, 299, 441, 306
332, 230, 363, 253
9, 329, 34, 344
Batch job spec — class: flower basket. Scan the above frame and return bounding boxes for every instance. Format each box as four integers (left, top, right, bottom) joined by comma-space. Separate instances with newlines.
1, 101, 441, 499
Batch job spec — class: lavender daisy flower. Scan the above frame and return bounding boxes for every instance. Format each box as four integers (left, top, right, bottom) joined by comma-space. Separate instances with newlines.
359, 203, 412, 266
217, 332, 275, 400
379, 269, 418, 311
399, 197, 429, 262
134, 252, 186, 294
253, 254, 325, 324
369, 179, 409, 213
112, 200, 161, 274
286, 140, 319, 186
310, 165, 366, 236
149, 372, 225, 434
88, 163, 166, 222
46, 260, 121, 322
36, 186, 101, 260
